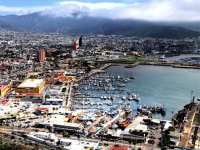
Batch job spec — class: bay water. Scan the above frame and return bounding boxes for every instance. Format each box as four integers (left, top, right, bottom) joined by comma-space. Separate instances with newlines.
106, 64, 200, 120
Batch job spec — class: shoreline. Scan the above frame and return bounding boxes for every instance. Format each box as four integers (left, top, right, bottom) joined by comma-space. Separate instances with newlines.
139, 62, 200, 69
171, 64, 200, 69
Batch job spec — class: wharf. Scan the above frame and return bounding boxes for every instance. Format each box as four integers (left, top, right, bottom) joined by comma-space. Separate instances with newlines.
85, 115, 105, 132
74, 96, 102, 98
177, 102, 199, 148
96, 110, 125, 135
76, 63, 115, 82
171, 64, 200, 69
124, 62, 139, 68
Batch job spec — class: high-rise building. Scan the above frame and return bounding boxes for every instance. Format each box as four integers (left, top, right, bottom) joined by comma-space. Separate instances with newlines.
39, 49, 46, 61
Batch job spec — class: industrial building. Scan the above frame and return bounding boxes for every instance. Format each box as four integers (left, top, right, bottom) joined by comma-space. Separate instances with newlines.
15, 79, 45, 95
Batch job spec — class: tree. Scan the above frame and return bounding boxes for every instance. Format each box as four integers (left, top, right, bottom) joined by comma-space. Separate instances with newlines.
63, 131, 70, 138
45, 94, 50, 99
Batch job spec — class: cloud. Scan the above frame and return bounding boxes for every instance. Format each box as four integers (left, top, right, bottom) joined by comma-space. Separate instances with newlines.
46, 0, 200, 21
0, 0, 200, 21
0, 5, 51, 15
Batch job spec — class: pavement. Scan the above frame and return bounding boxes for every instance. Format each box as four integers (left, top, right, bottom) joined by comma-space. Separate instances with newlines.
178, 104, 198, 147
66, 82, 73, 110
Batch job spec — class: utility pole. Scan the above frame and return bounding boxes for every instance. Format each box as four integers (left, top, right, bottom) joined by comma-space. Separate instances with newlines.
191, 90, 194, 103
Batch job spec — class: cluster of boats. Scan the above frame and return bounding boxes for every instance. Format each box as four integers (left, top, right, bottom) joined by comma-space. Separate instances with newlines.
100, 94, 140, 102
137, 105, 166, 116
73, 72, 168, 119
122, 92, 140, 102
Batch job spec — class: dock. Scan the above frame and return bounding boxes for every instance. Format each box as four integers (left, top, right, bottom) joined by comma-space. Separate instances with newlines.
177, 102, 200, 148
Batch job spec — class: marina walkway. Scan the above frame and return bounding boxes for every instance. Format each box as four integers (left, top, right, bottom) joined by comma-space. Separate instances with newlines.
85, 115, 105, 132
65, 82, 74, 110
178, 104, 197, 147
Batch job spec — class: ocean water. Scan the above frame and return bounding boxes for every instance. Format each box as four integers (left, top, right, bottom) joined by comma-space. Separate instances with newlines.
106, 64, 200, 120
167, 54, 200, 61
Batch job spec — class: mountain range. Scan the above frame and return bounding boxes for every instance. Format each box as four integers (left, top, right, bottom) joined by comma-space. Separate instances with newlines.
0, 13, 199, 38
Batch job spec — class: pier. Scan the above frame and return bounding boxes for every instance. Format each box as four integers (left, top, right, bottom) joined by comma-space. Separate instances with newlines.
96, 110, 125, 135
173, 102, 200, 148
76, 63, 115, 83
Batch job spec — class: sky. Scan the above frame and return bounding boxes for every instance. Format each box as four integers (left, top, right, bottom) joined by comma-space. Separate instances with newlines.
0, 0, 199, 21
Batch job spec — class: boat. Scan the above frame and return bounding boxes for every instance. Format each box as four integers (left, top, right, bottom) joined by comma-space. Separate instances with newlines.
103, 96, 107, 100
104, 100, 113, 106
111, 96, 116, 101
159, 55, 166, 59
137, 104, 166, 115
121, 96, 126, 100
129, 76, 134, 80
78, 115, 96, 121
128, 93, 140, 102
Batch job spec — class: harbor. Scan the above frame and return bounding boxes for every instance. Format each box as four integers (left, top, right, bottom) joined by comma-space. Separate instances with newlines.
72, 63, 200, 120
1, 62, 200, 149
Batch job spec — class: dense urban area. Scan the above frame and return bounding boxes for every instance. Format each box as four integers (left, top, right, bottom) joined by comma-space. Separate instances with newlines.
0, 29, 200, 150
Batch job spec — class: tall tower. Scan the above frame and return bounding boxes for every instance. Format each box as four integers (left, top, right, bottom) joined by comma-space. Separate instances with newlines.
39, 49, 46, 61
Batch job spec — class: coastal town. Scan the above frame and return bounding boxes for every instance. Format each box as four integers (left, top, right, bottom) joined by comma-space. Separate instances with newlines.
0, 30, 200, 150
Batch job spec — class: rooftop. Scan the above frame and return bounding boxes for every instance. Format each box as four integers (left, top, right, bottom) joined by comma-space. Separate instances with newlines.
18, 79, 44, 88
122, 116, 148, 135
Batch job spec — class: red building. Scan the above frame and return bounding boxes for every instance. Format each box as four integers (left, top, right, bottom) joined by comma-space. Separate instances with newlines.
109, 145, 129, 150
39, 49, 46, 61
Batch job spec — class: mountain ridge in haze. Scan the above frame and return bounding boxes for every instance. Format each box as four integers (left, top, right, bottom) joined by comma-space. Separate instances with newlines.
0, 13, 199, 38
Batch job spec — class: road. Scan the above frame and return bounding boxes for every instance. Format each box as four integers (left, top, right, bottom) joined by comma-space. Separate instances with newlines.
96, 110, 125, 135
66, 81, 74, 110
178, 104, 197, 147
85, 115, 105, 132
0, 126, 137, 149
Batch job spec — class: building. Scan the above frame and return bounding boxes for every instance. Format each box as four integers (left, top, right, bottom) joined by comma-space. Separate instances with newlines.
39, 49, 46, 61
43, 98, 64, 105
60, 138, 99, 150
15, 79, 45, 95
109, 145, 129, 150
121, 116, 148, 141
0, 81, 12, 98
30, 132, 57, 141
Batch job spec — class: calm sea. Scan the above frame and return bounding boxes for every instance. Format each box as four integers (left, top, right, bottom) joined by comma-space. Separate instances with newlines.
106, 64, 200, 120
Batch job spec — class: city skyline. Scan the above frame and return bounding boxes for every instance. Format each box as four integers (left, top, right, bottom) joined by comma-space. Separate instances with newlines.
0, 0, 199, 21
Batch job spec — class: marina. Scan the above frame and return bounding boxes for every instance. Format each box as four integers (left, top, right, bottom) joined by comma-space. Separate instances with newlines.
73, 72, 138, 115
106, 64, 200, 119
72, 64, 200, 120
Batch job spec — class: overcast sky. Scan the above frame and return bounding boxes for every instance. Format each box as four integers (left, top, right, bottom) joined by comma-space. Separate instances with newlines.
0, 0, 199, 21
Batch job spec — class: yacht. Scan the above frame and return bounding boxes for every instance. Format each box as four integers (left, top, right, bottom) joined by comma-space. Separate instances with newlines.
159, 55, 166, 59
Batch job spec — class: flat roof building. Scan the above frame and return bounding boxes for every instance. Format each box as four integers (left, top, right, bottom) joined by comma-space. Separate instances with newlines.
15, 79, 45, 95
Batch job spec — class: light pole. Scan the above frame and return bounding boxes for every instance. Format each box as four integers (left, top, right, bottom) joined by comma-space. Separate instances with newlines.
191, 90, 194, 102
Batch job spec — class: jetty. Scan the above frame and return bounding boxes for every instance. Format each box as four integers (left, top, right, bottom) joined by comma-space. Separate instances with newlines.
124, 62, 139, 68
76, 63, 115, 82
171, 64, 200, 69
173, 101, 200, 148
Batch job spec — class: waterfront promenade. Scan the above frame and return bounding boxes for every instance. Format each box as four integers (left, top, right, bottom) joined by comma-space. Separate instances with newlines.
178, 102, 200, 148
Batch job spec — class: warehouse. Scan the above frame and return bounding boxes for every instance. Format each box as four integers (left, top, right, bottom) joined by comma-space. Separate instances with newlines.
15, 79, 45, 95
